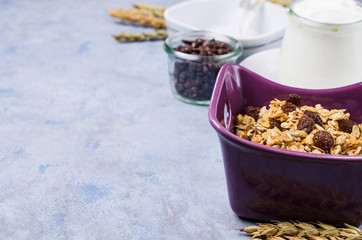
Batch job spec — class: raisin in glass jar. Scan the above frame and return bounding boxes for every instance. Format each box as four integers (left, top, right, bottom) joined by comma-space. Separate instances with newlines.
164, 31, 242, 105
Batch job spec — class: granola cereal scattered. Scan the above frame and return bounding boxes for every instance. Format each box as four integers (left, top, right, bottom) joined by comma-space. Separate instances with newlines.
235, 94, 362, 155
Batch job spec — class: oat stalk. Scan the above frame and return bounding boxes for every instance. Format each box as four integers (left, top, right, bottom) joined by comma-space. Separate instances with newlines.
235, 221, 362, 240
108, 1, 290, 43
107, 3, 166, 29
108, 3, 168, 42
113, 30, 167, 42
132, 3, 166, 18
266, 0, 292, 7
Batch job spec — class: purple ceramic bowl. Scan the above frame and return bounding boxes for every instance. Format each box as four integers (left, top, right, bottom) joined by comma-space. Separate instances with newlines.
208, 63, 362, 227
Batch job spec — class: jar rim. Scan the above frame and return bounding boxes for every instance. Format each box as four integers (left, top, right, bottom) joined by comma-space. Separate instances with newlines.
288, 0, 362, 27
163, 31, 243, 62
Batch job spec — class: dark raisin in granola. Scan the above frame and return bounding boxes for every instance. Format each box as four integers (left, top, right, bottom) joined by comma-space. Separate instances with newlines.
247, 129, 259, 141
269, 119, 281, 129
337, 119, 357, 133
313, 130, 334, 151
304, 110, 323, 126
297, 115, 315, 134
281, 102, 297, 113
285, 94, 302, 106
245, 106, 260, 121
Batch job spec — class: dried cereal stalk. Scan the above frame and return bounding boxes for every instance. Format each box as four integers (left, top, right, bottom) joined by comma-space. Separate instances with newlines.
113, 30, 168, 42
107, 5, 166, 29
236, 221, 362, 240
133, 3, 166, 18
266, 0, 292, 7
109, 1, 289, 43
108, 3, 168, 42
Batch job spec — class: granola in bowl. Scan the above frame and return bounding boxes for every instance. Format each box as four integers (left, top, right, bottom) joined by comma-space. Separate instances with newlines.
235, 94, 362, 155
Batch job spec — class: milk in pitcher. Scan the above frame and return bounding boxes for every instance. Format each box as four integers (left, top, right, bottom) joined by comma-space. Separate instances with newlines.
277, 0, 362, 89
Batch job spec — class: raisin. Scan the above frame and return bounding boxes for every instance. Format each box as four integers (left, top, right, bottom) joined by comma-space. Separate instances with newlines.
245, 106, 260, 121
281, 102, 297, 113
285, 94, 302, 106
172, 38, 233, 101
269, 119, 281, 129
297, 115, 315, 133
247, 129, 259, 141
177, 38, 232, 56
337, 119, 357, 133
313, 131, 334, 151
304, 110, 323, 126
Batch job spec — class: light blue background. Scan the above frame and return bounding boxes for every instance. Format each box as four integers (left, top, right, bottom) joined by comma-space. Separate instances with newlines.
1, 0, 360, 239
0, 0, 254, 239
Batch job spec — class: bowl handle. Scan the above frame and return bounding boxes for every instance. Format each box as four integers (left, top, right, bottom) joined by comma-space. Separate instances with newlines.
209, 63, 244, 132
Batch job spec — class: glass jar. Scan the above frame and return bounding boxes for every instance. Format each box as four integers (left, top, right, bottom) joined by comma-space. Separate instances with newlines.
277, 0, 362, 89
164, 31, 243, 105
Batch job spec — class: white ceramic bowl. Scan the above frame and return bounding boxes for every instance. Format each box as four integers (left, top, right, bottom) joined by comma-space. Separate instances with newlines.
164, 0, 288, 48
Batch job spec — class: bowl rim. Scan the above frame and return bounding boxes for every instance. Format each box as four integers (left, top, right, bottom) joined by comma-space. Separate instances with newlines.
208, 63, 362, 163
163, 0, 288, 47
288, 0, 362, 27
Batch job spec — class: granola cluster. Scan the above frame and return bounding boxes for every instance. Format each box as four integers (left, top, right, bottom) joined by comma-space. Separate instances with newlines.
235, 94, 362, 155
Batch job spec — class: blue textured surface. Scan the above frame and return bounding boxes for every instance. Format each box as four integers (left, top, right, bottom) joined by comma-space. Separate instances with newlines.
0, 0, 253, 239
